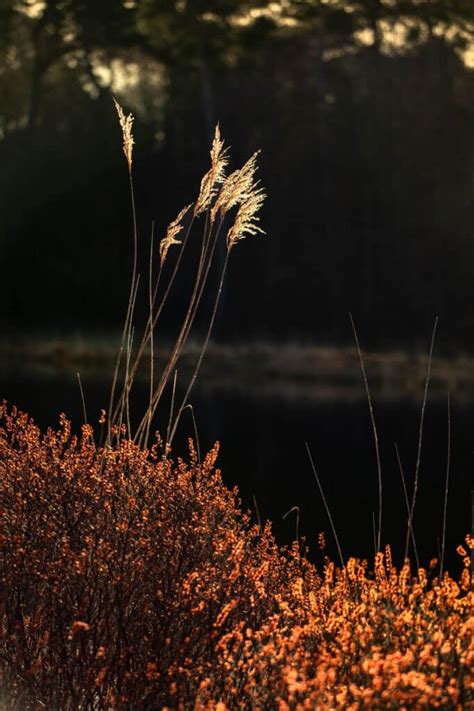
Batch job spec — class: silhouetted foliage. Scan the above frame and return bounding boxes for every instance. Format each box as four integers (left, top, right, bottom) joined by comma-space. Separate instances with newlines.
2, 1, 474, 349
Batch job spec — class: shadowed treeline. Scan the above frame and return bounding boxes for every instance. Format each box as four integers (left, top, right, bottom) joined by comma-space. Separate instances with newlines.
2, 1, 474, 350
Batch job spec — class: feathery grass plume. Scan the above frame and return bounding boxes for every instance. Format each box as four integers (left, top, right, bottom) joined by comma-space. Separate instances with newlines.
160, 204, 192, 265
194, 125, 229, 217
113, 98, 134, 173
227, 185, 266, 250
211, 150, 261, 223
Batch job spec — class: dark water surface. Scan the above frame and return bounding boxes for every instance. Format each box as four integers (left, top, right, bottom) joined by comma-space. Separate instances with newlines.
1, 362, 472, 575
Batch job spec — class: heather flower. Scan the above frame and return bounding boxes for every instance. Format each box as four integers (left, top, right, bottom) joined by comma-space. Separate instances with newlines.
0, 407, 471, 709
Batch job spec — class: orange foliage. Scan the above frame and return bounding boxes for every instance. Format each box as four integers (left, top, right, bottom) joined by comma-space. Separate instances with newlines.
0, 405, 472, 709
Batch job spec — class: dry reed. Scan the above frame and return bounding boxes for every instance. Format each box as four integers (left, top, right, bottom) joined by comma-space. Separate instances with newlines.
1, 106, 472, 710
107, 109, 265, 448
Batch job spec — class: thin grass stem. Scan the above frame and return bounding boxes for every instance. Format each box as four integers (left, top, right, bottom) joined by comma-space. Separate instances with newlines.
282, 506, 300, 543
135, 217, 224, 444
120, 175, 139, 432
116, 277, 140, 440
440, 391, 451, 578
404, 317, 438, 561
111, 214, 195, 431
184, 404, 201, 467
165, 370, 178, 451
372, 512, 377, 557
145, 223, 156, 448
168, 251, 229, 445
76, 372, 88, 425
253, 494, 263, 534
305, 441, 344, 567
349, 312, 382, 554
124, 325, 135, 439
395, 443, 420, 569
133, 217, 212, 441
107, 172, 138, 444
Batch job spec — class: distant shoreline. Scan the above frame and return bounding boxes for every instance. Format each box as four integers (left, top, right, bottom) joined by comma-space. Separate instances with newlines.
2, 335, 474, 402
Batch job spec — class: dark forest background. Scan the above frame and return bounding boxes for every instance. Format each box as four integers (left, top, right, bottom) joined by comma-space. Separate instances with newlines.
2, 0, 474, 351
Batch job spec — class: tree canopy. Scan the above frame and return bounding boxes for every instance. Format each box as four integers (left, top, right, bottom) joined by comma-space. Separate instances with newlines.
2, 0, 474, 348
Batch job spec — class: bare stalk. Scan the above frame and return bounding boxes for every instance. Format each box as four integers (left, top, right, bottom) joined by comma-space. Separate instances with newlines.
125, 172, 139, 389
282, 506, 300, 543
349, 312, 382, 554
116, 277, 140, 441
76, 372, 88, 425
184, 404, 201, 467
135, 217, 223, 445
305, 441, 344, 567
107, 173, 138, 444
124, 325, 135, 438
371, 512, 377, 557
404, 317, 438, 561
253, 494, 263, 533
157, 218, 219, 399
145, 224, 156, 447
165, 370, 178, 450
130, 214, 207, 446
112, 213, 196, 428
440, 391, 451, 578
395, 443, 420, 569
168, 252, 229, 445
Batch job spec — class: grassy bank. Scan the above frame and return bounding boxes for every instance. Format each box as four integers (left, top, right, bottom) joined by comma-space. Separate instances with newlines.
3, 336, 474, 402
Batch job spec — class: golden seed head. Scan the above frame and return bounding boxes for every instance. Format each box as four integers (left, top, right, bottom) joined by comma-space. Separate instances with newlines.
114, 98, 135, 173
195, 124, 229, 217
226, 184, 266, 251
160, 204, 192, 265
211, 150, 261, 223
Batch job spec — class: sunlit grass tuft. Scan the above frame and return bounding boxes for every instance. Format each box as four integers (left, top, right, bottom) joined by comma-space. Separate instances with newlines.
107, 108, 266, 450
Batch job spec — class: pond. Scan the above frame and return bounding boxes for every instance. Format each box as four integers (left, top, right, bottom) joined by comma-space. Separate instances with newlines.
1, 360, 472, 574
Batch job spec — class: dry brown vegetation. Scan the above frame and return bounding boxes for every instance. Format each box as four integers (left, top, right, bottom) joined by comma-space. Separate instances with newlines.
106, 107, 266, 451
1, 107, 473, 709
0, 405, 472, 709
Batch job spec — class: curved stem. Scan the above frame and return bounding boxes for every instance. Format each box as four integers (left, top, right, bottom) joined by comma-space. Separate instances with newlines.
144, 224, 156, 448
404, 317, 438, 561
440, 391, 451, 578
111, 214, 195, 428
107, 171, 138, 444
135, 216, 223, 444
168, 252, 229, 445
305, 442, 344, 568
350, 313, 382, 554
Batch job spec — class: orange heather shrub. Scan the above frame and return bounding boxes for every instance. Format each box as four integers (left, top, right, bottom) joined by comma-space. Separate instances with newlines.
0, 405, 472, 710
